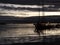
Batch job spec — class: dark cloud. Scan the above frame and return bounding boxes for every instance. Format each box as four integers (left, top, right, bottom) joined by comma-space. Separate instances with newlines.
0, 0, 40, 5
0, 0, 60, 5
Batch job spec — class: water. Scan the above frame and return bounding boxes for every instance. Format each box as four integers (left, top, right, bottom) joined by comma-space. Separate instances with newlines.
0, 24, 60, 44
0, 24, 35, 37
0, 24, 39, 44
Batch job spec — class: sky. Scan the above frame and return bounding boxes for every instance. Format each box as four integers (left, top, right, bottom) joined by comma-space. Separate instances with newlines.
0, 0, 40, 5
0, 3, 60, 17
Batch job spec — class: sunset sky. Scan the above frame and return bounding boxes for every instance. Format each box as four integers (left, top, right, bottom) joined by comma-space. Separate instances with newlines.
0, 3, 60, 17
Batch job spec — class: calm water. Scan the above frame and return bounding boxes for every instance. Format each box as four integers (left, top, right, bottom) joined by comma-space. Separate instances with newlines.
0, 24, 60, 44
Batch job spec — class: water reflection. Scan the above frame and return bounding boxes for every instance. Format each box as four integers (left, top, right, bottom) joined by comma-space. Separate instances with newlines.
0, 24, 60, 37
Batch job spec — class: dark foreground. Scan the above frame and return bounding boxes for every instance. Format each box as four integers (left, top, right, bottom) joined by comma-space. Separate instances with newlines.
0, 35, 60, 45
11, 42, 60, 45
1, 41, 60, 45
